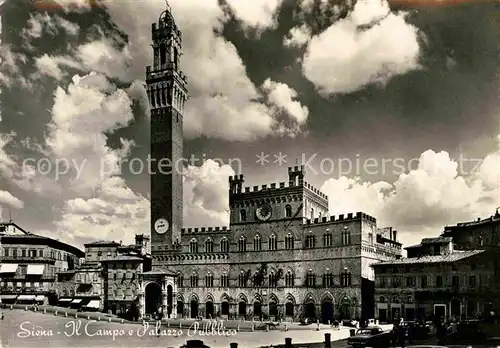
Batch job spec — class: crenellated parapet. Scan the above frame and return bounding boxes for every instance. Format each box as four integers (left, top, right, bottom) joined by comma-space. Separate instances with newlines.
303, 211, 376, 226
181, 226, 230, 234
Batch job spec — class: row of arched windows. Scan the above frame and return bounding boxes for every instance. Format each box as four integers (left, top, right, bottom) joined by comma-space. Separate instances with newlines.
176, 271, 352, 288
188, 230, 351, 254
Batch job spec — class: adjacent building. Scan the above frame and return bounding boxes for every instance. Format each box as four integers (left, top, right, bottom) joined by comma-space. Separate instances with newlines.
0, 221, 84, 304
54, 235, 151, 316
372, 229, 499, 323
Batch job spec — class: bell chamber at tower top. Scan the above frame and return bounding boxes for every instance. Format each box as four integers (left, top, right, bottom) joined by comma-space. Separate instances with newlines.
146, 1, 188, 113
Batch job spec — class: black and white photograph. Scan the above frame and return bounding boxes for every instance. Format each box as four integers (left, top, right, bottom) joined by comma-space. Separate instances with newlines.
0, 0, 499, 347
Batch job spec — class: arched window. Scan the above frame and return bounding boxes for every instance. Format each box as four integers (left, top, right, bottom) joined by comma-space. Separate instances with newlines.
238, 236, 246, 252
322, 269, 334, 287
269, 234, 277, 250
306, 269, 315, 287
285, 233, 294, 250
220, 238, 229, 253
268, 272, 278, 287
285, 270, 294, 287
177, 273, 184, 287
342, 228, 351, 245
285, 204, 292, 218
189, 239, 198, 253
240, 209, 246, 222
254, 235, 262, 251
310, 208, 314, 220
323, 232, 332, 247
305, 234, 315, 249
341, 271, 352, 287
205, 238, 213, 253
238, 271, 246, 287
190, 272, 198, 287
379, 296, 386, 303
160, 43, 166, 66
253, 272, 263, 287
220, 272, 229, 287
205, 272, 214, 287
173, 47, 179, 70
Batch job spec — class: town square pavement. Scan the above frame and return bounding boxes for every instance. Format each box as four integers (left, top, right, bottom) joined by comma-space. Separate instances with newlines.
0, 310, 391, 348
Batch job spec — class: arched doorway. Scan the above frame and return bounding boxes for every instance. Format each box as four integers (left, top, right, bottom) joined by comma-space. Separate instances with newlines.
305, 301, 316, 319
238, 301, 246, 317
340, 298, 351, 319
451, 298, 461, 319
177, 301, 184, 316
206, 301, 214, 319
145, 282, 162, 314
253, 302, 262, 317
269, 301, 278, 318
190, 298, 199, 318
166, 285, 173, 317
286, 302, 294, 317
321, 297, 334, 324
221, 301, 229, 316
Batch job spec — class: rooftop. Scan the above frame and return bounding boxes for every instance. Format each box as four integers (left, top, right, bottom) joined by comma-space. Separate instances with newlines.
372, 249, 484, 266
444, 210, 500, 229
101, 255, 144, 262
84, 240, 120, 246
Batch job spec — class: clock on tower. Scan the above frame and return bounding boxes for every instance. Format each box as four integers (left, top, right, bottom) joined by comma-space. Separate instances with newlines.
148, 1, 187, 250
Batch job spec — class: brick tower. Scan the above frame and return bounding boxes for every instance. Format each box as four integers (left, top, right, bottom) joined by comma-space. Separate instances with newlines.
147, 1, 187, 250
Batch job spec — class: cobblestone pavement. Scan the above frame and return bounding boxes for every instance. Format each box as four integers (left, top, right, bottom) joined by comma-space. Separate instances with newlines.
0, 310, 389, 348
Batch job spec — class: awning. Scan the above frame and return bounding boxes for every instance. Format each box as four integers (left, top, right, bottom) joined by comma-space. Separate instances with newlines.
35, 295, 45, 301
58, 298, 72, 302
84, 300, 100, 308
17, 295, 36, 301
71, 299, 82, 303
1, 295, 18, 300
0, 264, 18, 273
27, 265, 45, 275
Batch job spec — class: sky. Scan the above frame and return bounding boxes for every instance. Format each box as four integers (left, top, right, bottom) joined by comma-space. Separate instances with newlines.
0, 0, 498, 249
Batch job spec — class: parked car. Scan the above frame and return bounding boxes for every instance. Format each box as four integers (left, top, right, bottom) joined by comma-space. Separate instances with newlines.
401, 320, 430, 339
437, 322, 500, 346
347, 326, 391, 348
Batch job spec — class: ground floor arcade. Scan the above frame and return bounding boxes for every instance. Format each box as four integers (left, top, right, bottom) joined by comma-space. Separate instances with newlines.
174, 291, 361, 323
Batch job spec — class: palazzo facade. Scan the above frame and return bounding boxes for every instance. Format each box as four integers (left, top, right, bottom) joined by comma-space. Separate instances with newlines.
146, 2, 402, 322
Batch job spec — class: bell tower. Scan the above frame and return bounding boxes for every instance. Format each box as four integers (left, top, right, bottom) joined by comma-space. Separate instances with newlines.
147, 1, 187, 250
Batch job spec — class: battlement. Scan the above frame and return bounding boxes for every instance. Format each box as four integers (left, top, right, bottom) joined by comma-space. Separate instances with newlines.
229, 178, 327, 200
304, 212, 376, 225
181, 226, 230, 234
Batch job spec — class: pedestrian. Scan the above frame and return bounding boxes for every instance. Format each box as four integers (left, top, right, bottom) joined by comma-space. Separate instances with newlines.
407, 323, 413, 344
397, 323, 406, 347
156, 306, 163, 336
391, 324, 398, 346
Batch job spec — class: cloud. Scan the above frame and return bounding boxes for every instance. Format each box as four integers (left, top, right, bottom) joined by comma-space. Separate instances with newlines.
320, 148, 500, 247
0, 190, 24, 210
52, 176, 150, 245
45, 72, 135, 194
183, 159, 234, 227
261, 78, 309, 136
22, 13, 80, 40
301, 0, 421, 94
223, 0, 283, 32
284, 25, 311, 47
50, 0, 309, 141
0, 132, 62, 195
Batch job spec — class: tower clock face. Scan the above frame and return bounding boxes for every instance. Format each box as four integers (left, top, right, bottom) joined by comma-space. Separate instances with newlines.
256, 204, 272, 221
154, 218, 169, 234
